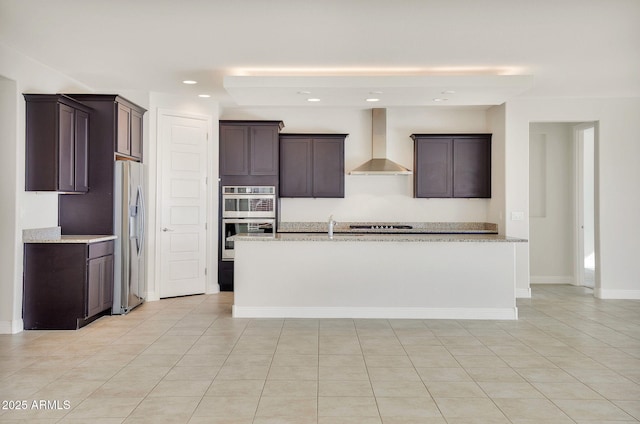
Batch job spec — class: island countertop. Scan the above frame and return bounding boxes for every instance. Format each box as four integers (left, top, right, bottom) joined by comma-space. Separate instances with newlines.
277, 221, 500, 234
231, 232, 527, 243
233, 228, 522, 320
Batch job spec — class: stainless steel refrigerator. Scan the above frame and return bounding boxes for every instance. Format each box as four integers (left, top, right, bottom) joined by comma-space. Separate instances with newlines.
113, 160, 146, 314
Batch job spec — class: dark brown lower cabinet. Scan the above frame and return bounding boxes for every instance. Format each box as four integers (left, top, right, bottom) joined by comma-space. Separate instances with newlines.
23, 241, 114, 330
218, 261, 234, 292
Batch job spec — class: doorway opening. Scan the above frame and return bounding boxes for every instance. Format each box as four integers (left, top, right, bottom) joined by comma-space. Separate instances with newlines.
529, 122, 598, 293
575, 123, 596, 288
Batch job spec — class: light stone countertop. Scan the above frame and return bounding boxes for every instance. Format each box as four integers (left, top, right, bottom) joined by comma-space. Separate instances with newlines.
231, 232, 526, 243
23, 227, 116, 244
277, 221, 499, 234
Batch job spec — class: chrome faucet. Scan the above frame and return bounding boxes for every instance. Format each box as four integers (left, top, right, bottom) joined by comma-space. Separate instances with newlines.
328, 214, 337, 239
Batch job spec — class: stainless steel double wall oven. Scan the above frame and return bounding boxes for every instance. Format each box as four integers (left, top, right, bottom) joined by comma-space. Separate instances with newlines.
221, 186, 276, 261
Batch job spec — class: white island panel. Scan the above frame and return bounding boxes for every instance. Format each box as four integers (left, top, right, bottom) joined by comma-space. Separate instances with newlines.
233, 238, 518, 320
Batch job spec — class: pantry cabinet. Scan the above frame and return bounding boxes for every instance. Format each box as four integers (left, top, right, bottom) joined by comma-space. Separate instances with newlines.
279, 134, 347, 198
24, 94, 91, 193
411, 134, 491, 198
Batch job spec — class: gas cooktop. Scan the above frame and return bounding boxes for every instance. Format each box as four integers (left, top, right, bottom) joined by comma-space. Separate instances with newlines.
349, 224, 413, 230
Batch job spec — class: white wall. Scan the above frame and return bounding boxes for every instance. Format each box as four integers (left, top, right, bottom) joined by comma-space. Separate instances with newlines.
487, 104, 506, 234
220, 106, 495, 223
506, 97, 640, 299
0, 43, 94, 333
0, 76, 18, 333
529, 123, 574, 283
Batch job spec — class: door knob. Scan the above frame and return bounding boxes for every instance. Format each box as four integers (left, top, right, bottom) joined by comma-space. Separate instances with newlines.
162, 227, 174, 232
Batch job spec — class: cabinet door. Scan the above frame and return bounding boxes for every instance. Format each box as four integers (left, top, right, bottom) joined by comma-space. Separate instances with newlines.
220, 125, 250, 176
130, 108, 143, 160
414, 138, 452, 198
117, 103, 131, 156
312, 138, 344, 198
453, 137, 491, 198
101, 254, 114, 312
250, 126, 278, 175
87, 257, 103, 318
58, 103, 76, 192
87, 254, 114, 318
74, 109, 89, 192
280, 137, 313, 197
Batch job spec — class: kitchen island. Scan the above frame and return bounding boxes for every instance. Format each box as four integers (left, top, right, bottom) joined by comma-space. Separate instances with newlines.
232, 229, 526, 320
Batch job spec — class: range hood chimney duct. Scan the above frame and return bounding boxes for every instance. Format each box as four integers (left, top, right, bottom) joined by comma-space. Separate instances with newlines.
349, 108, 412, 175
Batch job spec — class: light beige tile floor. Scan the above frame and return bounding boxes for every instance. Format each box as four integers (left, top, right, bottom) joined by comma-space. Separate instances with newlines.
0, 284, 639, 423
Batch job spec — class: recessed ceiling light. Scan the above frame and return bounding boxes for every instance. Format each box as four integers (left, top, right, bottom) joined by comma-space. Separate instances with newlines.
198, 94, 211, 98
369, 91, 383, 94
297, 90, 311, 95
366, 98, 380, 102
183, 80, 197, 85
441, 90, 456, 94
307, 98, 321, 102
433, 98, 448, 102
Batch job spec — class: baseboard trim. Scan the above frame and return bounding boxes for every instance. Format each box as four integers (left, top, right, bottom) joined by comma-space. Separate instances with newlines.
207, 284, 220, 294
595, 289, 640, 300
146, 290, 159, 302
0, 319, 23, 334
232, 306, 518, 320
530, 276, 574, 284
516, 287, 532, 298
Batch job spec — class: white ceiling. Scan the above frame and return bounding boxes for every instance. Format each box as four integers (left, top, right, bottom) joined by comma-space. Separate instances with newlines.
1, 0, 639, 107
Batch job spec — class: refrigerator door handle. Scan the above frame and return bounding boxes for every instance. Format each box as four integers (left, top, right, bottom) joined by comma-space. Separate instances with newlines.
136, 185, 145, 256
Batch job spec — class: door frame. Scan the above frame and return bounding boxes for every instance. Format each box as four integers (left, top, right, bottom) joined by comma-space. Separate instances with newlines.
573, 122, 599, 291
155, 109, 217, 297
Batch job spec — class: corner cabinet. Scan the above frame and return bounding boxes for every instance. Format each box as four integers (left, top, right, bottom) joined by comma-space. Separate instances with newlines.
411, 134, 491, 198
24, 94, 91, 193
23, 240, 114, 330
219, 120, 284, 186
279, 134, 347, 198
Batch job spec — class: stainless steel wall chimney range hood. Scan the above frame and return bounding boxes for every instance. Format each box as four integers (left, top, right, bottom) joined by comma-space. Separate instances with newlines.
349, 108, 412, 175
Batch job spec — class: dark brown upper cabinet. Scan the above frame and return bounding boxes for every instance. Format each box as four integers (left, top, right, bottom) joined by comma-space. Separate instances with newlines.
411, 134, 491, 198
280, 134, 347, 198
59, 94, 146, 235
219, 120, 284, 185
116, 103, 143, 160
68, 94, 145, 161
24, 94, 91, 193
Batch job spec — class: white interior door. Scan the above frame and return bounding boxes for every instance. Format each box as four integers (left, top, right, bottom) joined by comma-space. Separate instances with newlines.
159, 113, 208, 298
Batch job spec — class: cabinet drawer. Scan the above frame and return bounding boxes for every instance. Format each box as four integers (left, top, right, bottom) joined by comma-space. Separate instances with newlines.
88, 241, 114, 259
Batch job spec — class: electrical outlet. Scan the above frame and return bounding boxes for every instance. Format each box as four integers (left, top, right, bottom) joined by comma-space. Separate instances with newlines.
511, 211, 525, 221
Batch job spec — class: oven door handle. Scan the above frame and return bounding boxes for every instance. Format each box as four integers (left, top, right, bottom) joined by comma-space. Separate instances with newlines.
222, 194, 276, 200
